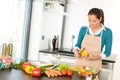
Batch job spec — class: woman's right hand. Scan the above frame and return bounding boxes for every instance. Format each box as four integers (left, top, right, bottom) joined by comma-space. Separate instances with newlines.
74, 49, 80, 58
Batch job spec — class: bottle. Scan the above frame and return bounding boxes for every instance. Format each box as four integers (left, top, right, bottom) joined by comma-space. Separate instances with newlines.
9, 43, 13, 56
48, 38, 51, 50
6, 38, 13, 56
2, 43, 7, 56
55, 35, 59, 50
52, 35, 56, 51
56, 53, 61, 64
6, 44, 10, 56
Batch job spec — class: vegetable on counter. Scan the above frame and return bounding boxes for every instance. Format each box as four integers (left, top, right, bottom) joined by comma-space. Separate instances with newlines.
32, 68, 41, 77
55, 64, 69, 71
39, 64, 54, 74
44, 69, 62, 78
24, 65, 35, 74
22, 62, 31, 71
43, 64, 73, 78
61, 69, 67, 76
67, 70, 73, 76
40, 64, 54, 68
10, 61, 25, 70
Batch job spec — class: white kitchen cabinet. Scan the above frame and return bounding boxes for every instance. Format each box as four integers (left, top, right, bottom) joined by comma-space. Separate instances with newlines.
38, 52, 53, 63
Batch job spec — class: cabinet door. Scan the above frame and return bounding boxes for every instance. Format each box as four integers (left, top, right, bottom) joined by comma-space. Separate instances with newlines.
38, 52, 52, 63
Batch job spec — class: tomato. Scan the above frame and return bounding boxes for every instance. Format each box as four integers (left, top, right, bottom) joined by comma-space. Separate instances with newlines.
32, 68, 41, 77
67, 70, 73, 76
61, 70, 67, 76
22, 62, 31, 71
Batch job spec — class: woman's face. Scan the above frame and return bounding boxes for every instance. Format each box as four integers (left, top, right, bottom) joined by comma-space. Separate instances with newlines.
88, 14, 101, 29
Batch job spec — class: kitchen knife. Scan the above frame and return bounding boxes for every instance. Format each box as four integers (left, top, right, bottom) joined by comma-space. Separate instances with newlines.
51, 63, 60, 69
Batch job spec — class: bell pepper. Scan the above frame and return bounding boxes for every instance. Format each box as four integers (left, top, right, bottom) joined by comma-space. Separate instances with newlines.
81, 51, 89, 57
22, 62, 31, 71
25, 65, 35, 74
32, 68, 41, 77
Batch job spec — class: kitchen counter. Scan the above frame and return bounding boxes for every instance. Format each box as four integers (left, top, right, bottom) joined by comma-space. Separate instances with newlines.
0, 69, 112, 80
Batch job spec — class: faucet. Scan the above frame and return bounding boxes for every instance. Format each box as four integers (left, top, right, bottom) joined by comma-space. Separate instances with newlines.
71, 35, 75, 51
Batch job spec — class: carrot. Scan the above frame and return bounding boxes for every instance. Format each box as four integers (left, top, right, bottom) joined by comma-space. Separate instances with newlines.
45, 70, 50, 78
49, 70, 58, 77
54, 70, 62, 76
48, 70, 54, 77
53, 70, 60, 76
53, 70, 59, 76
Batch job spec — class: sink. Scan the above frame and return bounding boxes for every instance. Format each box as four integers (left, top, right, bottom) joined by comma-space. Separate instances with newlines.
58, 48, 73, 53
58, 48, 74, 56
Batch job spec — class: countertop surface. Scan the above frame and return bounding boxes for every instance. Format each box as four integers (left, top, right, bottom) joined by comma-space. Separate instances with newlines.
0, 69, 112, 80
0, 69, 87, 80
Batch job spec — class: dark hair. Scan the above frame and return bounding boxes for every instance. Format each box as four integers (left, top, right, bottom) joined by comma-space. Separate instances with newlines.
88, 8, 104, 24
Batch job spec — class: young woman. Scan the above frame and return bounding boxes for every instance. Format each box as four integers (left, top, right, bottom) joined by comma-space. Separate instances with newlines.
73, 8, 112, 72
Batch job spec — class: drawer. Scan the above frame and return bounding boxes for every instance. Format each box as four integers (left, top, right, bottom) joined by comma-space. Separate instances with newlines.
102, 61, 113, 70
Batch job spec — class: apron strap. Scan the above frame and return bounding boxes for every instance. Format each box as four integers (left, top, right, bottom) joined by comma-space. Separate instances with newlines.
86, 27, 103, 37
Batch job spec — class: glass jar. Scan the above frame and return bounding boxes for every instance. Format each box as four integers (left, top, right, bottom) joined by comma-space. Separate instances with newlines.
55, 53, 61, 64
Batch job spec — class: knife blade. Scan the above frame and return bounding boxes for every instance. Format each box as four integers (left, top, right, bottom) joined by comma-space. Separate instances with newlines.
51, 63, 60, 69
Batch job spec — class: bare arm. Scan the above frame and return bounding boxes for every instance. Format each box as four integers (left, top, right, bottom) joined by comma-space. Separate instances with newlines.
84, 53, 101, 60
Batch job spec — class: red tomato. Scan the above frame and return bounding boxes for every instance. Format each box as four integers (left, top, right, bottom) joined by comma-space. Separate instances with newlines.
67, 70, 73, 76
61, 70, 67, 76
22, 62, 31, 71
32, 68, 41, 77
